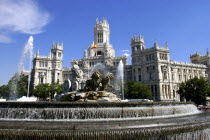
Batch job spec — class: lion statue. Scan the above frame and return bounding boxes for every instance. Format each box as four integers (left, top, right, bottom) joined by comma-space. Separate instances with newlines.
83, 71, 115, 101
84, 71, 102, 91
100, 73, 114, 91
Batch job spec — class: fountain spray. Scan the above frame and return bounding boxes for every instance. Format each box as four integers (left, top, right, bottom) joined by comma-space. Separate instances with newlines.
18, 36, 34, 98
116, 60, 124, 100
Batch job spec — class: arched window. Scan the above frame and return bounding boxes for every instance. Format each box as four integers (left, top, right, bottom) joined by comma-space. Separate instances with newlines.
95, 51, 104, 56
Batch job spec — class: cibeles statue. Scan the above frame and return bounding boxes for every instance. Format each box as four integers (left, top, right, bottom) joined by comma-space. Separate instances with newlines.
70, 61, 85, 91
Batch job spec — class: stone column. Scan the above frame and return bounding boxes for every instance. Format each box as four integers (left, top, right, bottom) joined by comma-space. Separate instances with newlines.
162, 84, 165, 99
165, 85, 168, 99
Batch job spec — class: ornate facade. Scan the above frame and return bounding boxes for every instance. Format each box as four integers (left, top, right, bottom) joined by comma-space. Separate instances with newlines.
31, 18, 209, 101
31, 43, 64, 86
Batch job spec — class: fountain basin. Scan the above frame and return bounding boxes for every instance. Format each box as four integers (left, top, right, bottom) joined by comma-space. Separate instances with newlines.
0, 102, 209, 139
16, 96, 37, 102
0, 99, 6, 102
0, 102, 200, 121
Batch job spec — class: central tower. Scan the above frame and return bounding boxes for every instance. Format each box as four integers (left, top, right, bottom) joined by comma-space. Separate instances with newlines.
94, 18, 110, 45
88, 18, 115, 58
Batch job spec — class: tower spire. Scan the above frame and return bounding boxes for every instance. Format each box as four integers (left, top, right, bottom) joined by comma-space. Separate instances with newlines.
154, 40, 158, 48
166, 41, 168, 48
96, 18, 99, 24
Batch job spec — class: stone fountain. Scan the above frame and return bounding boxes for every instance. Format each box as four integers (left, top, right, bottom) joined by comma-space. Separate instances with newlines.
0, 101, 209, 139
60, 62, 120, 102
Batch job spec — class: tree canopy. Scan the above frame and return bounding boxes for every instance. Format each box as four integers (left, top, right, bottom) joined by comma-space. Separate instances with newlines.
0, 73, 63, 101
177, 77, 210, 105
0, 73, 29, 99
124, 80, 152, 99
0, 85, 10, 99
33, 83, 49, 100
48, 83, 63, 101
33, 83, 63, 101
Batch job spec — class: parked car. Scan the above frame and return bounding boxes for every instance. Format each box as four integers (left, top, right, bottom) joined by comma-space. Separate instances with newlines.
198, 105, 210, 110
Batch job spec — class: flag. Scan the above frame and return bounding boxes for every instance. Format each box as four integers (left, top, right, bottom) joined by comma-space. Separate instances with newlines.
91, 44, 97, 49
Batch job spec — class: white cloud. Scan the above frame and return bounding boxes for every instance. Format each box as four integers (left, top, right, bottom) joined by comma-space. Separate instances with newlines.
124, 53, 130, 57
122, 50, 129, 52
0, 33, 12, 43
0, 0, 50, 43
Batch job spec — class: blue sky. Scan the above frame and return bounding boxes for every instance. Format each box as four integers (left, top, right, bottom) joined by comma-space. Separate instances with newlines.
0, 0, 210, 85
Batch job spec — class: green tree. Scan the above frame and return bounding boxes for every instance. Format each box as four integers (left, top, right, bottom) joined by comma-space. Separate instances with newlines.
33, 83, 50, 100
33, 83, 63, 101
124, 80, 152, 99
16, 74, 28, 98
6, 73, 31, 99
178, 77, 210, 105
7, 73, 19, 99
48, 83, 63, 101
0, 85, 10, 99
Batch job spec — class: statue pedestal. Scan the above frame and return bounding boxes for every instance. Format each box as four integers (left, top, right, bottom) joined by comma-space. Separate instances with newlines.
82, 91, 121, 102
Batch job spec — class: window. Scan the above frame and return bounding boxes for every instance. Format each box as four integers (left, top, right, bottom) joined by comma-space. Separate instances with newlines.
164, 54, 166, 60
138, 75, 141, 81
97, 32, 103, 43
133, 69, 135, 80
152, 54, 155, 60
149, 73, 152, 80
146, 56, 148, 61
199, 71, 202, 74
149, 55, 152, 61
53, 52, 56, 58
96, 51, 104, 56
163, 72, 167, 80
138, 68, 141, 74
179, 75, 181, 81
184, 75, 187, 81
45, 62, 48, 67
58, 53, 61, 58
41, 78, 43, 84
159, 53, 167, 60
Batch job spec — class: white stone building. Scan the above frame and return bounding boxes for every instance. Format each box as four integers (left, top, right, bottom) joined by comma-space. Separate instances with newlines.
71, 18, 127, 80
130, 37, 207, 101
31, 43, 64, 86
31, 18, 209, 101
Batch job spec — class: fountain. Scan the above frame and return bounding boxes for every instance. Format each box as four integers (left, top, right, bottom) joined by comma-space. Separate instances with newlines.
115, 60, 124, 100
0, 101, 209, 139
90, 63, 108, 78
9, 36, 36, 101
60, 62, 120, 102
1, 69, 210, 139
